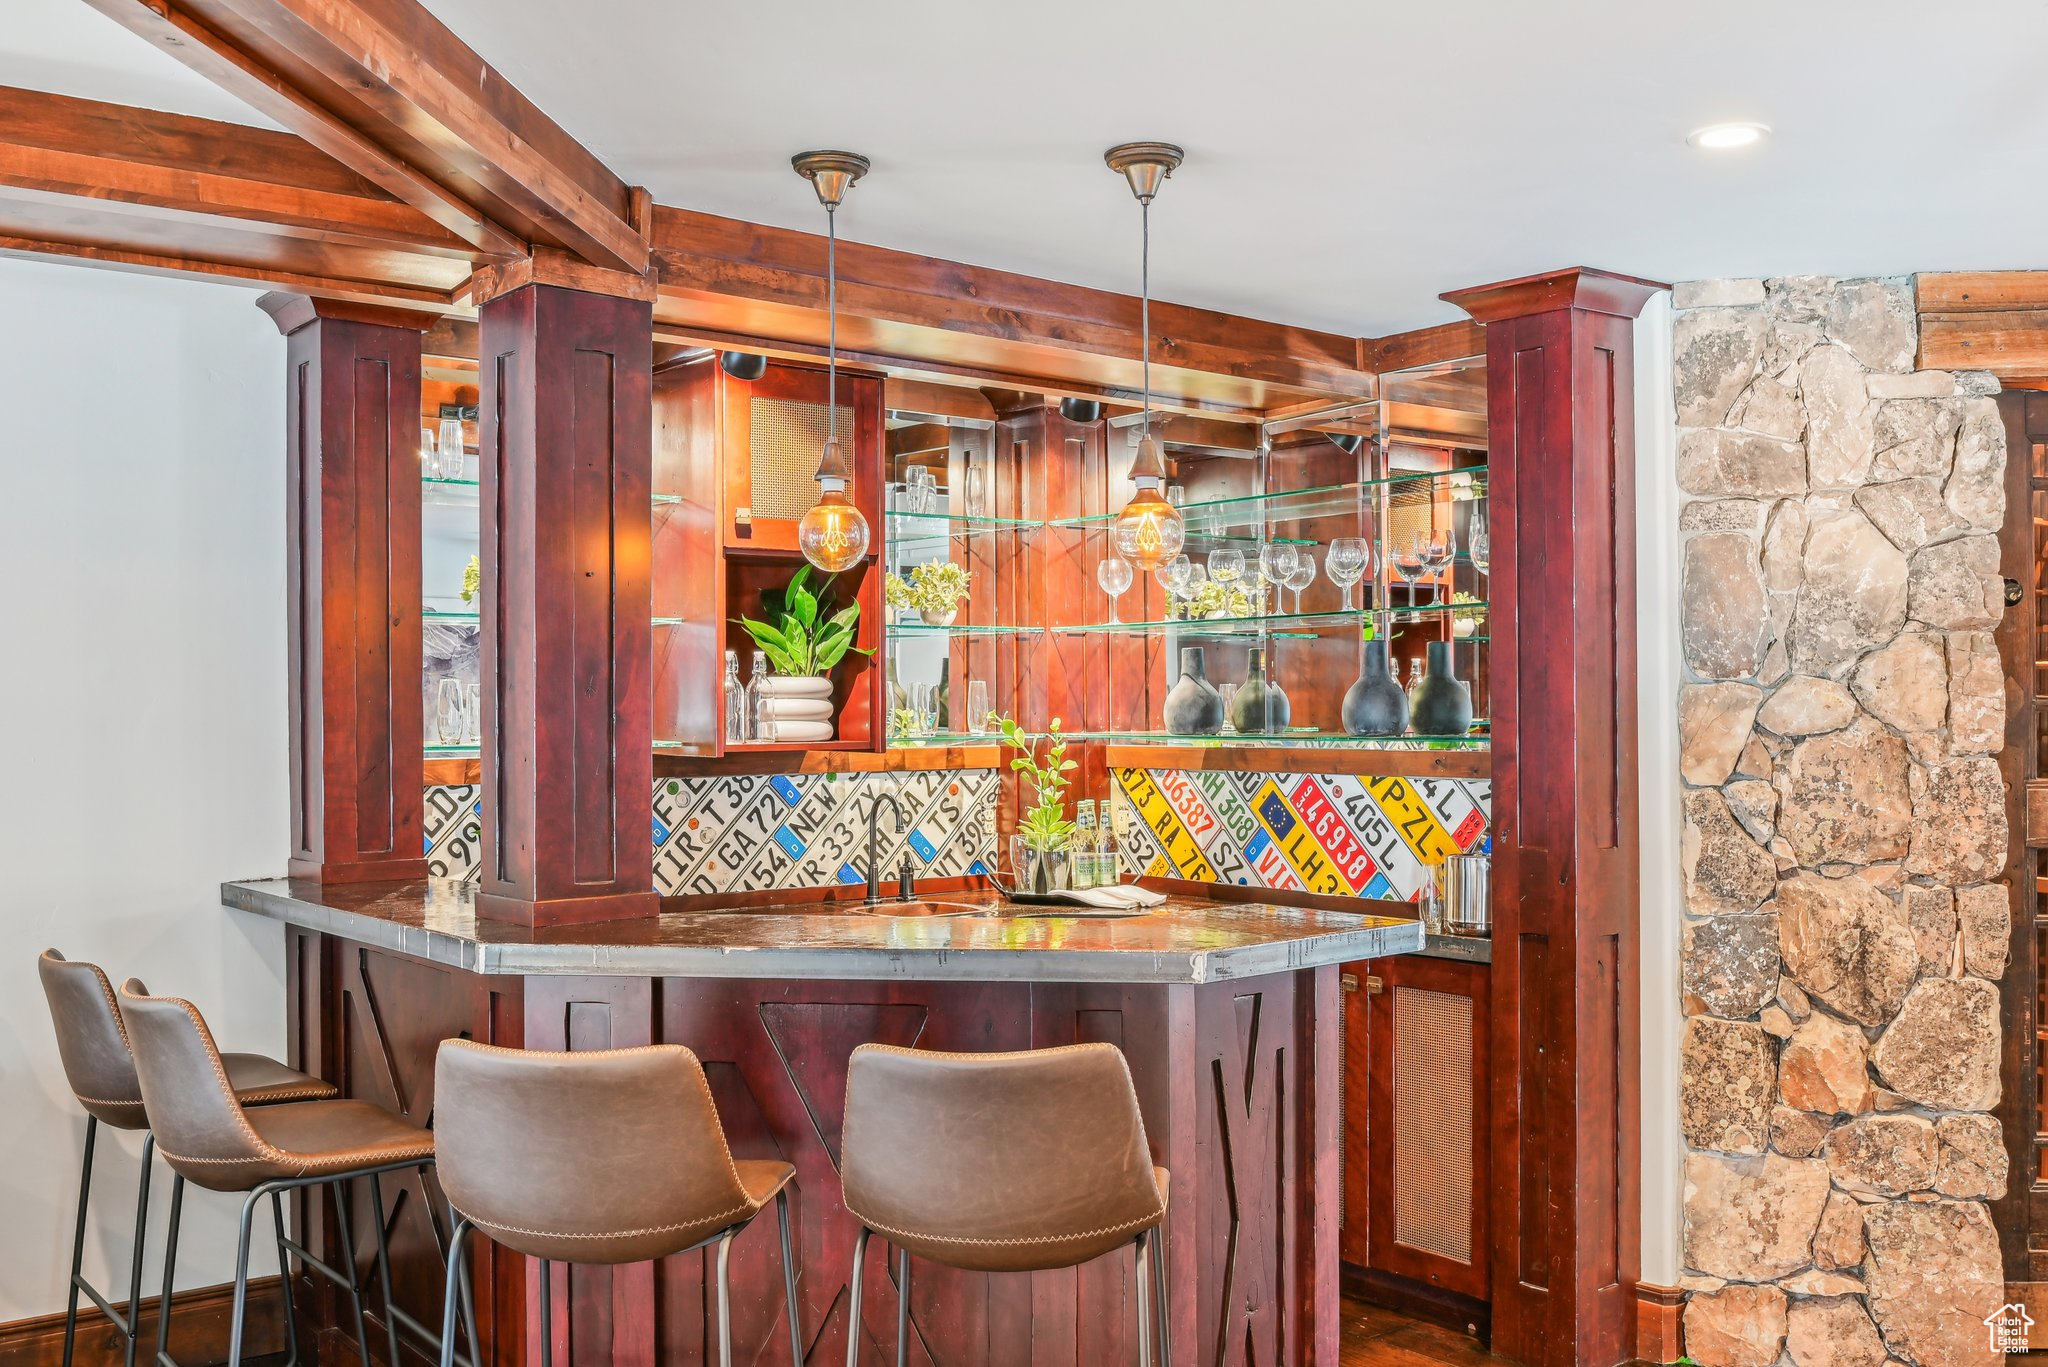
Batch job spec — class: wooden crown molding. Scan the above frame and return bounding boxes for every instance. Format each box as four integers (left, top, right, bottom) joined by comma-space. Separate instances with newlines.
256, 289, 442, 335
1444, 266, 1668, 323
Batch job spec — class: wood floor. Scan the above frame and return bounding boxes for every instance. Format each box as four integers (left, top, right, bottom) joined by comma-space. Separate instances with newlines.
1340, 1298, 1512, 1366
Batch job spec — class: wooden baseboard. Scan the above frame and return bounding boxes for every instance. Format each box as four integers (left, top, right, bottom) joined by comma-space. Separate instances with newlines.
1635, 1280, 1685, 1365
0, 1276, 285, 1367
1342, 1263, 1492, 1342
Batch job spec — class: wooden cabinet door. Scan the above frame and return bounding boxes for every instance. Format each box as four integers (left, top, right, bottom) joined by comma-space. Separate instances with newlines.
720, 362, 883, 553
1365, 953, 1491, 1300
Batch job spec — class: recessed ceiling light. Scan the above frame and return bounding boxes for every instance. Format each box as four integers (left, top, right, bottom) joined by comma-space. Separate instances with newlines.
1688, 121, 1771, 151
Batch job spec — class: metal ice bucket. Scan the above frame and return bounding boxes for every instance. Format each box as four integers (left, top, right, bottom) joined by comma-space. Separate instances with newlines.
1440, 854, 1491, 937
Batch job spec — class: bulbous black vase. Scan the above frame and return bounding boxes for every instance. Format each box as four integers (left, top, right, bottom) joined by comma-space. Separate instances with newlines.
1341, 640, 1408, 737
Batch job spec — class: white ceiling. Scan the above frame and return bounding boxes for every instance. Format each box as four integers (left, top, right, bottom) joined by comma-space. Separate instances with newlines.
17, 0, 2048, 336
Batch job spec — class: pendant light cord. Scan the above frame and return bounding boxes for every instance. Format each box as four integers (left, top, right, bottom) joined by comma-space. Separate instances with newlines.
1140, 197, 1151, 441
827, 201, 838, 451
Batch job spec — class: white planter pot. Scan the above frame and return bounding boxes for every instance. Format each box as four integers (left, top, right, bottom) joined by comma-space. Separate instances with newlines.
757, 676, 835, 741
917, 605, 959, 627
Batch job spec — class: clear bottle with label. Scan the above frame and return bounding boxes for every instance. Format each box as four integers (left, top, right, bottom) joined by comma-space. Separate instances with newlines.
1072, 800, 1098, 889
1406, 657, 1426, 703
1097, 792, 1121, 886
722, 650, 745, 743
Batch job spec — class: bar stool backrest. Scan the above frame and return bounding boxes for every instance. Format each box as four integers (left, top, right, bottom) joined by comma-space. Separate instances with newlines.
840, 1042, 1167, 1274
116, 979, 272, 1189
38, 950, 146, 1128
434, 1040, 758, 1264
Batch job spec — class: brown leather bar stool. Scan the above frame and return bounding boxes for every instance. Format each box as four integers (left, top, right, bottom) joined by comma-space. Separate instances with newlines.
117, 978, 442, 1367
839, 1042, 1171, 1367
37, 950, 337, 1367
432, 1039, 803, 1367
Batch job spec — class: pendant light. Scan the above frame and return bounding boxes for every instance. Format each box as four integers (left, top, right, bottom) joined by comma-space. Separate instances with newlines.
1104, 141, 1187, 572
792, 150, 872, 573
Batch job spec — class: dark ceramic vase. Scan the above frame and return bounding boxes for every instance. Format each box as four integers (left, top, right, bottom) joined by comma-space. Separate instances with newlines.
1342, 640, 1409, 736
1163, 646, 1225, 735
1410, 640, 1474, 736
1229, 646, 1290, 734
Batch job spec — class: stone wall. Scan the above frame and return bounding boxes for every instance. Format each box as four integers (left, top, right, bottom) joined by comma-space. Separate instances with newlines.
1672, 277, 2013, 1367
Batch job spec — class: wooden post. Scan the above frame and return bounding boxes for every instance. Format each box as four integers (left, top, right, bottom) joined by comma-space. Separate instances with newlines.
1441, 268, 1661, 1367
475, 281, 658, 926
261, 292, 429, 884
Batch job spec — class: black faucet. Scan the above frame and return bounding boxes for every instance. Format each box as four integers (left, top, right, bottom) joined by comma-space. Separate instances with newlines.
865, 792, 909, 905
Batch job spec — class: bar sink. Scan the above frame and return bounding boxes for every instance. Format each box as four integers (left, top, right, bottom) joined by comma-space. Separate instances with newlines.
850, 900, 987, 917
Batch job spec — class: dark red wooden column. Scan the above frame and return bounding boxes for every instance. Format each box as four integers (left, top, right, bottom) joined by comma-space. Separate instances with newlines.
476, 281, 657, 926
1441, 268, 1661, 1367
261, 292, 428, 884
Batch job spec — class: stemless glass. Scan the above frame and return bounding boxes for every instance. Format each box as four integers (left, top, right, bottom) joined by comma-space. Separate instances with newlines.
1326, 537, 1369, 611
463, 682, 481, 744
1286, 551, 1317, 614
1422, 528, 1457, 607
1389, 532, 1428, 615
434, 678, 466, 745
965, 680, 991, 734
437, 417, 465, 480
420, 424, 439, 478
963, 466, 987, 519
1097, 555, 1134, 625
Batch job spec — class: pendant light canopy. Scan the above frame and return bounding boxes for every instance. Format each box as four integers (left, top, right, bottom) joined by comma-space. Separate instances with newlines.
792, 149, 872, 573
1104, 142, 1187, 572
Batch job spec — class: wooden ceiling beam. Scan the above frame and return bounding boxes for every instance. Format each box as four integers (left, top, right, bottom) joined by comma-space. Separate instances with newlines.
1916, 272, 2048, 376
650, 205, 1373, 408
80, 0, 647, 274
0, 86, 468, 259
0, 231, 451, 306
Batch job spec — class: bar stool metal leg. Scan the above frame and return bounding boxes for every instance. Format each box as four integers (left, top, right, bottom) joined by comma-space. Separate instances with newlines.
151, 1175, 184, 1367
60, 1115, 97, 1367
775, 1188, 802, 1367
1151, 1226, 1172, 1367
367, 1171, 404, 1367
538, 1256, 554, 1367
845, 1227, 870, 1367
120, 1134, 155, 1367
715, 1228, 738, 1367
893, 1247, 910, 1367
438, 1218, 476, 1367
270, 1192, 300, 1367
329, 1179, 374, 1367
225, 1188, 265, 1367
1134, 1231, 1152, 1367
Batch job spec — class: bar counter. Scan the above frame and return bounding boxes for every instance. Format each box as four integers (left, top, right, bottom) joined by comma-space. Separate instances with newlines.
230, 877, 1420, 1366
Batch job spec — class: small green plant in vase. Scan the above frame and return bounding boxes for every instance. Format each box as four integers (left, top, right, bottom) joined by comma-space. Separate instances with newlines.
731, 565, 871, 742
990, 712, 1077, 894
885, 561, 972, 627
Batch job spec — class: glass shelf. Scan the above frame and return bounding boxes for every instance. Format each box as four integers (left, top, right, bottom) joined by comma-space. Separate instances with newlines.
422, 476, 680, 508
422, 608, 683, 627
1052, 601, 1486, 637
1065, 729, 1490, 748
1046, 468, 1480, 540
425, 742, 478, 758
886, 620, 1035, 637
885, 509, 1040, 540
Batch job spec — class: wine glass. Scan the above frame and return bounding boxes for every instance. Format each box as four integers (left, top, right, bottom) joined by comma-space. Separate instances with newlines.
1286, 551, 1317, 614
1258, 543, 1299, 614
1326, 537, 1370, 611
1422, 528, 1456, 607
1207, 548, 1245, 588
434, 678, 466, 745
1469, 526, 1491, 586
1389, 532, 1428, 616
1097, 554, 1134, 625
1155, 555, 1193, 620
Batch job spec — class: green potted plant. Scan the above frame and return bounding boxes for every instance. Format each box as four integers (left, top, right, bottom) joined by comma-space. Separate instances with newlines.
989, 712, 1076, 894
732, 565, 870, 742
884, 561, 973, 627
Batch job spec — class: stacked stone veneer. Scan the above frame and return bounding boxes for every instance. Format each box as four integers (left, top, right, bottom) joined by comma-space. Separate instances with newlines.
1673, 277, 2013, 1367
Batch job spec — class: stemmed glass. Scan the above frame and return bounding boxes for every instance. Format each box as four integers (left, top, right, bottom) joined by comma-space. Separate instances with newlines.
1326, 537, 1370, 612
1097, 554, 1134, 625
1469, 526, 1491, 587
1389, 532, 1428, 617
1206, 548, 1245, 591
1257, 543, 1299, 616
1421, 528, 1456, 607
1155, 555, 1194, 621
1286, 551, 1317, 614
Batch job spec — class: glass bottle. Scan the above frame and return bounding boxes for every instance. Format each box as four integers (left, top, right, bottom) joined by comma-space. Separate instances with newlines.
1406, 657, 1425, 702
935, 659, 951, 733
1072, 800, 1098, 889
722, 650, 745, 743
1097, 793, 1121, 886
744, 650, 776, 743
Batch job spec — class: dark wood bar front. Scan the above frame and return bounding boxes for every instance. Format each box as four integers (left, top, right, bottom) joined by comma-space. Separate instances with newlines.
244, 880, 1420, 1366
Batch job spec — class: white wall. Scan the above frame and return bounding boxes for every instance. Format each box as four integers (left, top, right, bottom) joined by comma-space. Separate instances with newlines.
1634, 291, 1684, 1285
0, 258, 288, 1318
